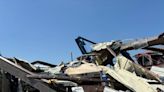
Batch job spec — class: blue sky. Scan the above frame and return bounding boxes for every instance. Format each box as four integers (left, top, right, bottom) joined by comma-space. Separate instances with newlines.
0, 0, 164, 64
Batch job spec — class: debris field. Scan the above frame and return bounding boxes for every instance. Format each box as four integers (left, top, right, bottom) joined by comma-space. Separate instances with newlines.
0, 33, 164, 92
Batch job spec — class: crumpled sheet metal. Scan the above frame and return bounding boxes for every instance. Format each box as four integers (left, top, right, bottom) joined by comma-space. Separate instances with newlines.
14, 55, 162, 92
99, 66, 156, 92
64, 60, 158, 92
65, 62, 102, 75
92, 42, 113, 51
45, 65, 64, 74
115, 55, 161, 83
114, 55, 134, 72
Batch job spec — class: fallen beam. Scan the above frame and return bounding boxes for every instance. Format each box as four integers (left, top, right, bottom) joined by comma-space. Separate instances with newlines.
0, 56, 56, 92
27, 74, 107, 83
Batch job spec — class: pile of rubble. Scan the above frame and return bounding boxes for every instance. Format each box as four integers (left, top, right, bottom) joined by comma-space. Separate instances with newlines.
0, 33, 163, 92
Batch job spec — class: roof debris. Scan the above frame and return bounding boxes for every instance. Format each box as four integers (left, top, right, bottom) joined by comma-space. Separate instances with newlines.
0, 33, 163, 92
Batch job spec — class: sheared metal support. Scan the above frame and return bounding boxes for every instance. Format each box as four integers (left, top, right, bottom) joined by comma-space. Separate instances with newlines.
0, 56, 56, 92
75, 36, 96, 54
121, 34, 164, 51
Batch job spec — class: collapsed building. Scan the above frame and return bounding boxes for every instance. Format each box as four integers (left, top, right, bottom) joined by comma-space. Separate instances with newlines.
0, 33, 164, 92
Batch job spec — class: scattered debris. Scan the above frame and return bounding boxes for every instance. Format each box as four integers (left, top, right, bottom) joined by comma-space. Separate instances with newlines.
0, 33, 164, 92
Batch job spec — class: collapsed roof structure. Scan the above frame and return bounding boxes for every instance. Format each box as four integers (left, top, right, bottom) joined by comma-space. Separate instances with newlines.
0, 33, 164, 92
